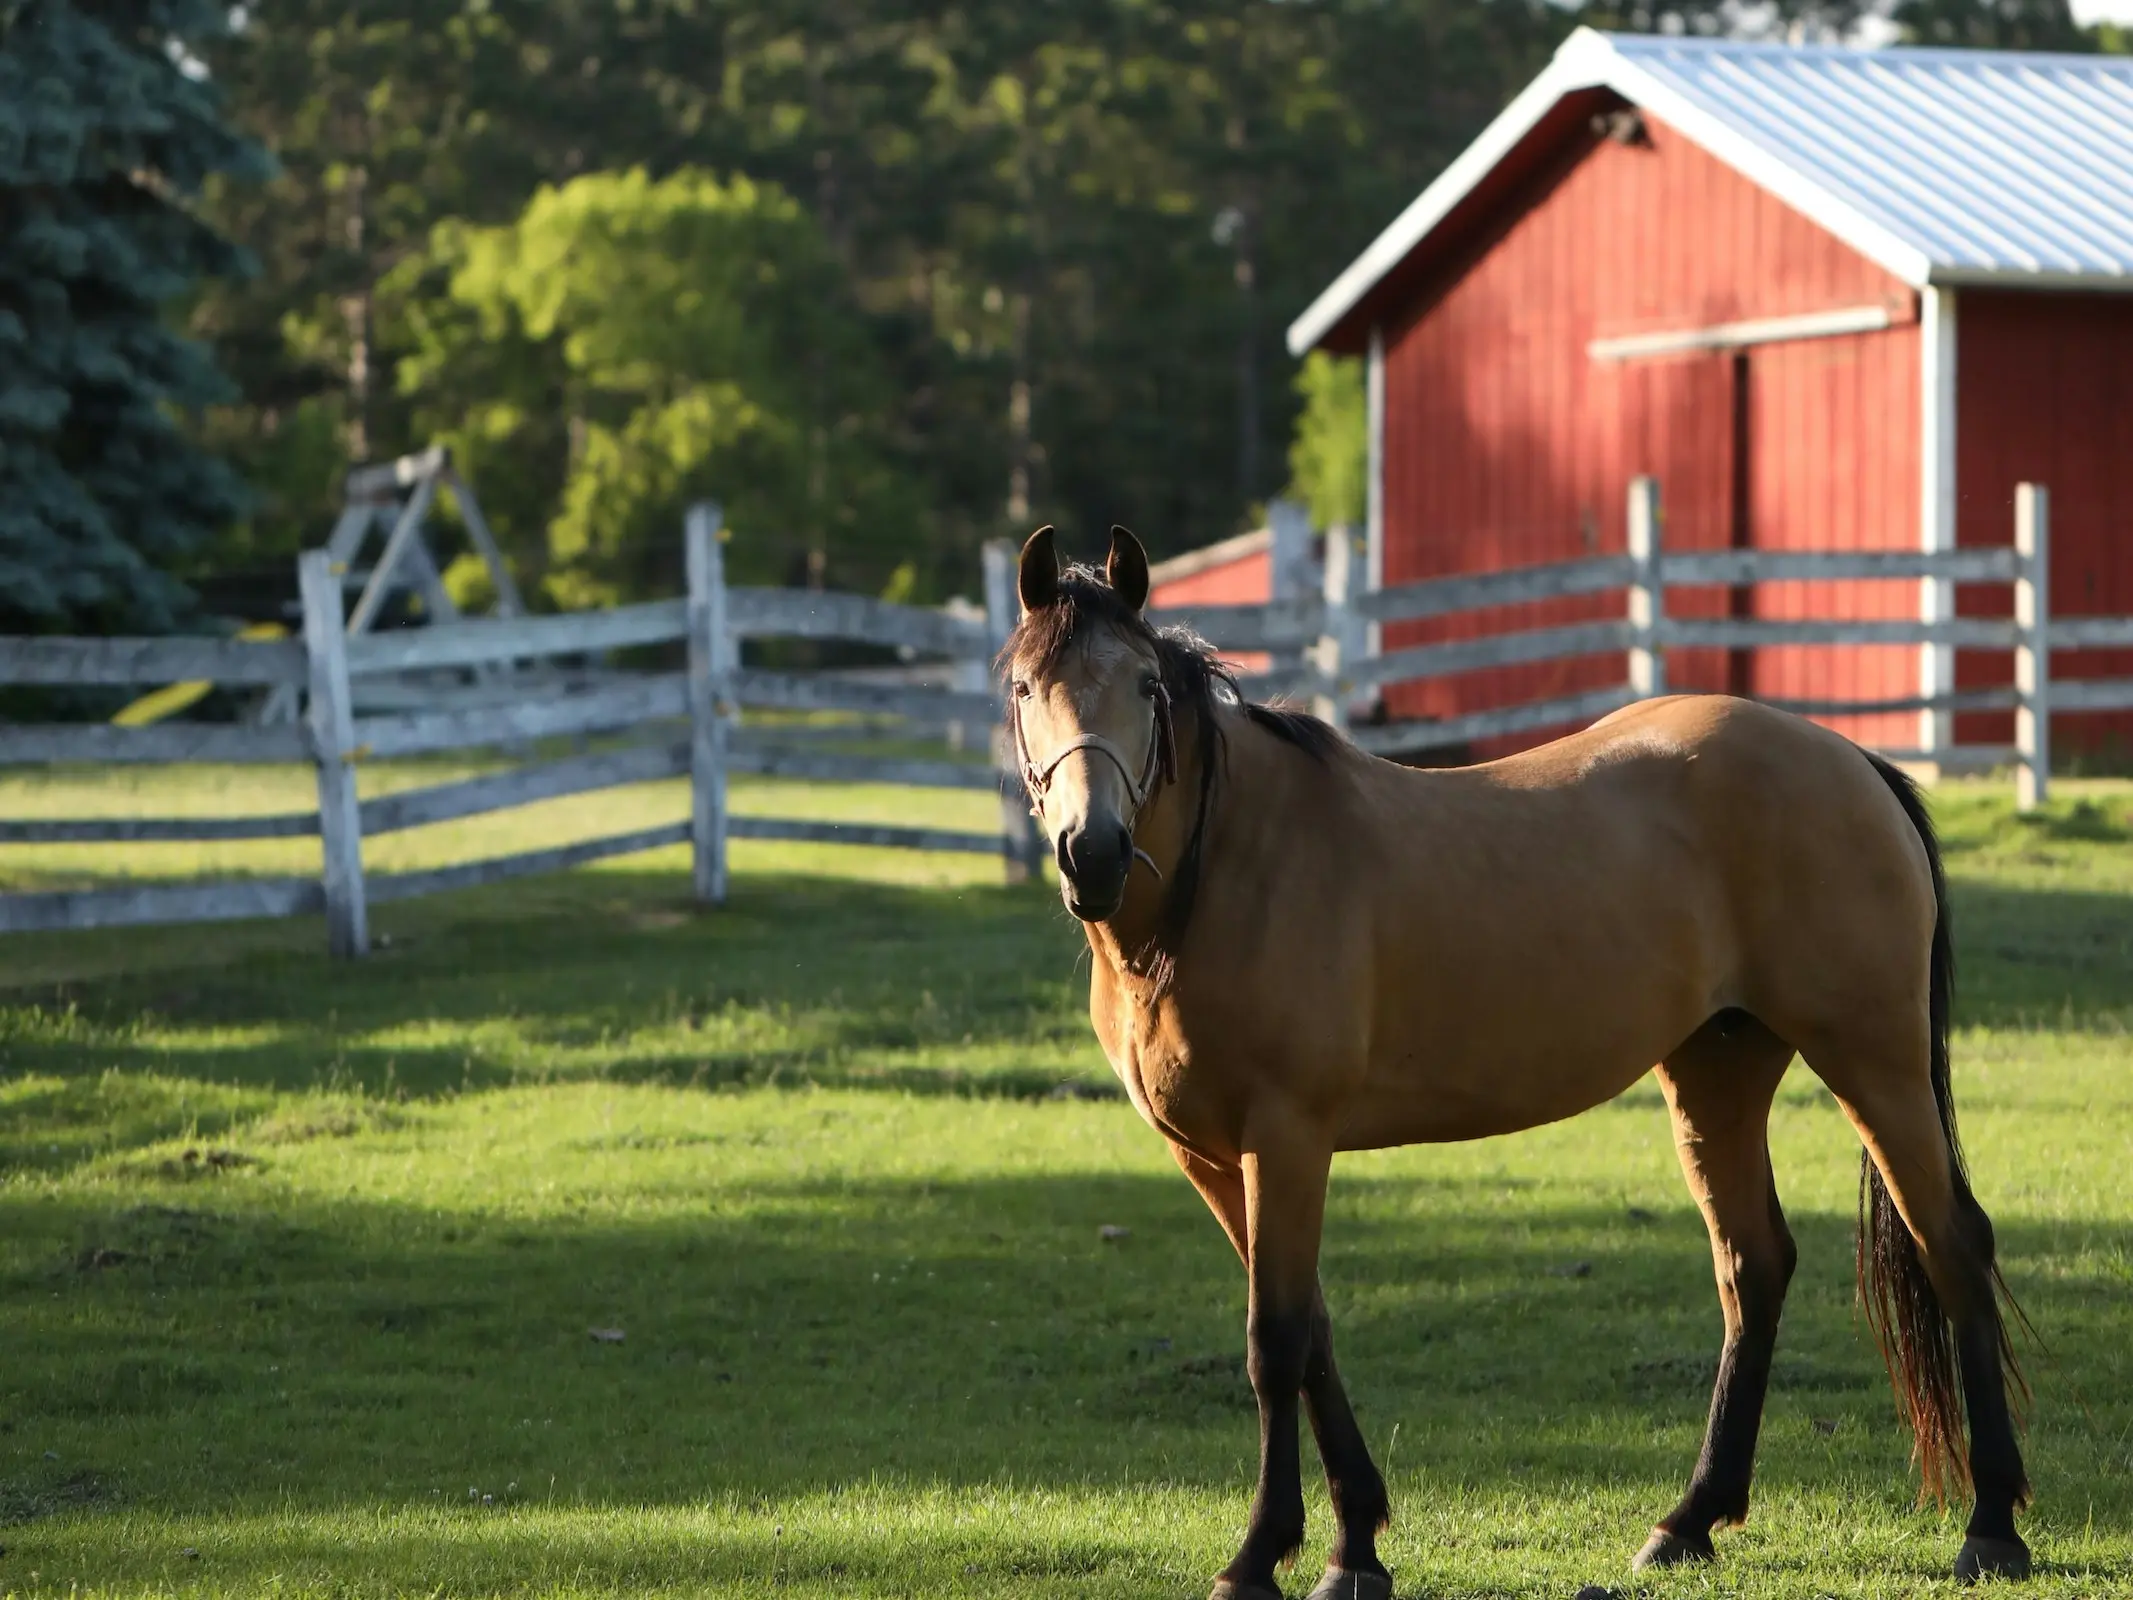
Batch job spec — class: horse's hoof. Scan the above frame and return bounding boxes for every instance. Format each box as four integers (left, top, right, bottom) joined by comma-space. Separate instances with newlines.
1304, 1567, 1393, 1600
1631, 1527, 1714, 1571
1208, 1579, 1285, 1600
1955, 1535, 2031, 1584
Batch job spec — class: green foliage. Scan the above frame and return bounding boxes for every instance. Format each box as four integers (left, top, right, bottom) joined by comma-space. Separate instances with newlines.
1286, 353, 1367, 530
184, 0, 1575, 605
389, 169, 921, 602
0, 0, 266, 633
187, 1, 645, 573
1893, 0, 2100, 49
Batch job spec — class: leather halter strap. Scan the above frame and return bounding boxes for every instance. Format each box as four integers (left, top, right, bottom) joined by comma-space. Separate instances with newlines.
1013, 682, 1174, 821
1026, 731, 1155, 812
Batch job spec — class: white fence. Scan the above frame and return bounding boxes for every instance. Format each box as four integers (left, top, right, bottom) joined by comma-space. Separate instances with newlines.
0, 505, 1041, 955
1154, 478, 2128, 813
6, 477, 2124, 954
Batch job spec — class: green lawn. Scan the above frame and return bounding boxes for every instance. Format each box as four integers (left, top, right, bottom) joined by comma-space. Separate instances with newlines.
0, 764, 2130, 1597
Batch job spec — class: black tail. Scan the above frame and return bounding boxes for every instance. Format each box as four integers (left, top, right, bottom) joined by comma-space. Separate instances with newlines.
1856, 755, 2030, 1505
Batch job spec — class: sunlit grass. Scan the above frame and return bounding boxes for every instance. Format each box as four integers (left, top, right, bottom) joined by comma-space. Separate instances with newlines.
0, 772, 2128, 1595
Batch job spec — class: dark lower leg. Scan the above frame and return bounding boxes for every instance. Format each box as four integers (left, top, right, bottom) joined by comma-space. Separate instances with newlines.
1953, 1196, 2029, 1551
1225, 1302, 1313, 1588
1657, 1302, 1783, 1549
1958, 1313, 2027, 1542
1302, 1295, 1389, 1578
1644, 1051, 1797, 1573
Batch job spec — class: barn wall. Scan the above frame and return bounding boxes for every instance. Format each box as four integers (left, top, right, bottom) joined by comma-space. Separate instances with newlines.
1149, 550, 1271, 609
1378, 110, 1921, 753
1953, 290, 2133, 759
1150, 551, 1275, 674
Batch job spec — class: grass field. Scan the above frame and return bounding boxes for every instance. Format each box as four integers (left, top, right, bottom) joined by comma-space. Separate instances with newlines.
1, 760, 2130, 1598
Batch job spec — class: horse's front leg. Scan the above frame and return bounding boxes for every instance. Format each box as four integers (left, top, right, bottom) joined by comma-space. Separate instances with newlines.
1174, 1142, 1391, 1600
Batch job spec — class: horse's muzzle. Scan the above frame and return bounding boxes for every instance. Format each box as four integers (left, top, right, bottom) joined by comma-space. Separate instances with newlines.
1056, 820, 1132, 921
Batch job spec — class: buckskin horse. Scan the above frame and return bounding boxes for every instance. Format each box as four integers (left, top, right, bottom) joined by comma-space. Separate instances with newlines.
1001, 526, 2031, 1599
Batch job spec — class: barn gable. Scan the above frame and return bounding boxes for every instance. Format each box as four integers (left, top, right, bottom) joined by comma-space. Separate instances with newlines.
1291, 29, 2133, 359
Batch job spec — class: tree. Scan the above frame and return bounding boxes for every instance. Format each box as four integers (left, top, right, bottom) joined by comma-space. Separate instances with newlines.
0, 0, 267, 633
1893, 0, 2099, 50
1287, 352, 1366, 530
189, 1, 658, 573
389, 168, 923, 603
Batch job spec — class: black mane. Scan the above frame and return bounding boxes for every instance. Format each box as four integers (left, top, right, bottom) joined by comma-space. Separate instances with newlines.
999, 564, 1343, 957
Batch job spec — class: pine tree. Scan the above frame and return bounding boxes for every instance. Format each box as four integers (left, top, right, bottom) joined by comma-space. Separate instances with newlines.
0, 0, 267, 633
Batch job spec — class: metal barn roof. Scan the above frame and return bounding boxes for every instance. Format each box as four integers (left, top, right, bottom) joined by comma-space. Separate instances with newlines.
1289, 29, 2133, 355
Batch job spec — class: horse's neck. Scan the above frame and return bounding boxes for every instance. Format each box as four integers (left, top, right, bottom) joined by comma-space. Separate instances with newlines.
1085, 699, 1288, 983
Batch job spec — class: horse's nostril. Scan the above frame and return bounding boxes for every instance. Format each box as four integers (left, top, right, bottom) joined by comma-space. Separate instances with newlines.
1057, 824, 1128, 885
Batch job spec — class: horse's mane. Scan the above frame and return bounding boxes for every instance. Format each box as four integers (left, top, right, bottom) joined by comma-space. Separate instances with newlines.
999, 565, 1344, 956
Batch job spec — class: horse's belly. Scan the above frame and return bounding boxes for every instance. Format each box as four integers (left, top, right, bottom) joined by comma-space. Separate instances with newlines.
1334, 1027, 1682, 1150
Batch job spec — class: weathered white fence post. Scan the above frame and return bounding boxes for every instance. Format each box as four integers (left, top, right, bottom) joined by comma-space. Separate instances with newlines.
1312, 526, 1365, 731
1627, 475, 1666, 700
685, 502, 731, 904
2014, 482, 2051, 812
982, 538, 1043, 884
1267, 498, 1315, 676
298, 549, 368, 957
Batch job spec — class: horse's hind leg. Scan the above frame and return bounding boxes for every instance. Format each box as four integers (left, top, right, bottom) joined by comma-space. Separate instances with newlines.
1805, 1027, 2031, 1583
1635, 1013, 1799, 1571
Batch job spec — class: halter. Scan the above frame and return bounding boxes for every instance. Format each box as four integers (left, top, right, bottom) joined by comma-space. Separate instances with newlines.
1011, 680, 1178, 870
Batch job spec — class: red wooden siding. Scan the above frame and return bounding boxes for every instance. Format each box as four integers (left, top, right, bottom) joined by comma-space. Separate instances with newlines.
1149, 551, 1271, 609
1953, 290, 2133, 756
1150, 551, 1274, 674
1379, 110, 1921, 754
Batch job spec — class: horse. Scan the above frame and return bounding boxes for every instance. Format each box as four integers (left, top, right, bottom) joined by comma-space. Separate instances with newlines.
1000, 524, 2033, 1600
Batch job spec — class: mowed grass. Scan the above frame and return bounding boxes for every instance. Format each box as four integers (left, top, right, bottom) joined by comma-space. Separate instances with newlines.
0, 761, 2130, 1597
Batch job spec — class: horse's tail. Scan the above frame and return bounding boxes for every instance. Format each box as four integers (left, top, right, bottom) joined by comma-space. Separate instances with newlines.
1856, 754, 2029, 1505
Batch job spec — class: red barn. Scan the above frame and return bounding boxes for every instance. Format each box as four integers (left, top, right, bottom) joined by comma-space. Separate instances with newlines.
1288, 30, 2133, 764
1147, 503, 1319, 674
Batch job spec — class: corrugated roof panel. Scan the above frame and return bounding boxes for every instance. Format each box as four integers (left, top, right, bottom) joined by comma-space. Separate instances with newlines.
1289, 31, 2133, 355
1608, 35, 2133, 278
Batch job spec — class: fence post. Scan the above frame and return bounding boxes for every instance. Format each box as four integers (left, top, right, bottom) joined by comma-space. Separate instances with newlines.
298, 550, 368, 958
1312, 526, 1363, 730
1267, 498, 1313, 677
1627, 475, 1666, 700
685, 502, 730, 904
982, 538, 1043, 884
2014, 482, 2050, 813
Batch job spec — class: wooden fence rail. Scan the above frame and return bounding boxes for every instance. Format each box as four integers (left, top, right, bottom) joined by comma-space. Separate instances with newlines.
1151, 475, 2125, 814
0, 501, 1039, 952
7, 475, 2127, 949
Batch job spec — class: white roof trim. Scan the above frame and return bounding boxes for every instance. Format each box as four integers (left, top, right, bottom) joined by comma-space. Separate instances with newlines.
1284, 42, 1603, 358
1589, 36, 1938, 289
1286, 28, 2133, 357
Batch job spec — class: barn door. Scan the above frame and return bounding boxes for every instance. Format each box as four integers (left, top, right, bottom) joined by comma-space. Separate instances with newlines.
1741, 332, 1921, 748
1610, 352, 1736, 696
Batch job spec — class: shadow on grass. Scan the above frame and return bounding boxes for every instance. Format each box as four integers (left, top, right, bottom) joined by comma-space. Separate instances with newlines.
1949, 879, 2133, 1030
4, 863, 2129, 1093
1, 871, 1100, 1104
3, 1165, 2128, 1531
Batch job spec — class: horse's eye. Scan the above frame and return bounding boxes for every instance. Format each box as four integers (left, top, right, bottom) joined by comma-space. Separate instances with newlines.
1013, 680, 1031, 699
1140, 675, 1160, 699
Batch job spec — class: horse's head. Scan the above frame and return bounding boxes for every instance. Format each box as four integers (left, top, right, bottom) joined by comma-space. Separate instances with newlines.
1003, 524, 1177, 922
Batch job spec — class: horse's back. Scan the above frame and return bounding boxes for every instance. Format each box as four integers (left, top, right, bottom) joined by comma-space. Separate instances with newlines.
1321, 695, 1935, 1145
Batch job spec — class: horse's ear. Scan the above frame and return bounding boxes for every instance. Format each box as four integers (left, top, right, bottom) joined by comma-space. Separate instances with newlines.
1017, 525, 1059, 616
1107, 525, 1150, 612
